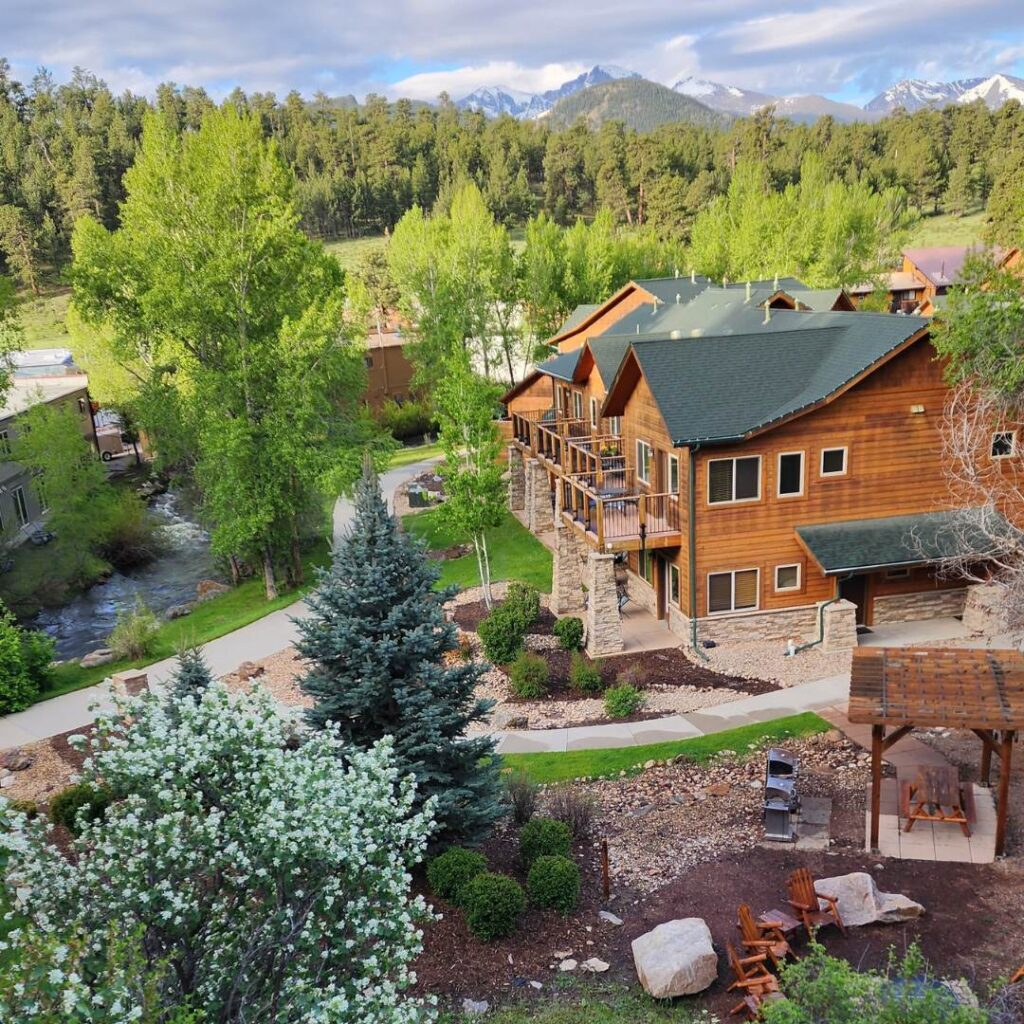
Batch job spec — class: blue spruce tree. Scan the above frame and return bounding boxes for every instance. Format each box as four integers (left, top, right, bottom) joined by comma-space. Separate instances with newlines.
296, 463, 503, 846
167, 644, 215, 704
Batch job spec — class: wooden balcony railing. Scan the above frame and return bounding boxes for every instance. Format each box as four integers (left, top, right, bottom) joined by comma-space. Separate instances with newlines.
510, 409, 549, 449
559, 471, 682, 551
564, 434, 627, 476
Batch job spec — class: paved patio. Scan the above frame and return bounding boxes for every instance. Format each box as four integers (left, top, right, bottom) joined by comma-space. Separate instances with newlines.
620, 603, 679, 653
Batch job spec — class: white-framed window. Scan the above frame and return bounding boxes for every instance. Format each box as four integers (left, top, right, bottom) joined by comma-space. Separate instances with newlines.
774, 563, 801, 592
820, 446, 847, 477
638, 549, 654, 584
572, 391, 583, 421
0, 431, 10, 457
363, 354, 374, 369
777, 451, 804, 498
608, 416, 621, 436
636, 440, 654, 485
707, 455, 761, 504
12, 486, 28, 527
885, 567, 911, 579
669, 563, 681, 605
589, 396, 598, 429
667, 453, 680, 496
707, 568, 759, 614
992, 431, 1016, 459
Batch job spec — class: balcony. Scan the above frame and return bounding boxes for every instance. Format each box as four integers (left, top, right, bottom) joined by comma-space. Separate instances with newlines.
510, 410, 628, 479
559, 468, 683, 552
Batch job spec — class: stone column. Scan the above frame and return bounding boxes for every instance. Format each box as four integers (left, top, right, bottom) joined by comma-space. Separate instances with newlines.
586, 552, 624, 656
821, 599, 857, 652
507, 445, 525, 511
552, 526, 585, 615
525, 459, 554, 533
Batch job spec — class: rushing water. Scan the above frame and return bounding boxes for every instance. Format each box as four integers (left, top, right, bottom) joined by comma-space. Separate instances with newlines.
33, 491, 221, 661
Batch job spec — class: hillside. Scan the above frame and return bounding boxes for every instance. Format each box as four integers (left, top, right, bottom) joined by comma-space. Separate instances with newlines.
545, 78, 729, 131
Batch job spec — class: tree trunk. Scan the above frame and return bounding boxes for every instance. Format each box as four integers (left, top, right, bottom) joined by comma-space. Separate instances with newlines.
290, 518, 303, 588
473, 534, 492, 610
229, 555, 241, 586
262, 545, 278, 600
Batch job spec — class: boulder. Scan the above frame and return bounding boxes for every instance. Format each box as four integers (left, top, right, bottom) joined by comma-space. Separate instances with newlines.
165, 602, 195, 620
196, 579, 230, 602
1, 749, 34, 772
631, 918, 717, 998
815, 872, 924, 927
581, 958, 609, 973
599, 910, 623, 927
236, 661, 265, 681
80, 648, 116, 669
461, 999, 489, 1015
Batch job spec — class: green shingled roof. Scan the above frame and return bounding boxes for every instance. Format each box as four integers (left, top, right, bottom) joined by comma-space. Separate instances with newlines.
555, 303, 601, 336
797, 509, 1016, 574
535, 347, 581, 381
633, 275, 713, 305
622, 311, 928, 445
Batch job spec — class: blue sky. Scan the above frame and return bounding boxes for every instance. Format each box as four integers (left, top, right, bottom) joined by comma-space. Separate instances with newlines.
4, 0, 1024, 104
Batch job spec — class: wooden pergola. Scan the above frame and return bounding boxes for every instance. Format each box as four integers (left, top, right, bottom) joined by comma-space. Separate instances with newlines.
849, 646, 1024, 856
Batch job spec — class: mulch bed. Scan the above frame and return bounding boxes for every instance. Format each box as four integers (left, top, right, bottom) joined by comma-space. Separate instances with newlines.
428, 543, 472, 562
50, 725, 94, 773
454, 601, 557, 635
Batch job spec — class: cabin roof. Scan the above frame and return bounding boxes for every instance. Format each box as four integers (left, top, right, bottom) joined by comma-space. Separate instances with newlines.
796, 508, 1016, 575
555, 304, 601, 336
632, 275, 714, 305
611, 310, 928, 445
535, 347, 582, 382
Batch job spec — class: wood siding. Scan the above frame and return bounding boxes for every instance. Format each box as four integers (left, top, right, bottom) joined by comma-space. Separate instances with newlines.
553, 286, 652, 353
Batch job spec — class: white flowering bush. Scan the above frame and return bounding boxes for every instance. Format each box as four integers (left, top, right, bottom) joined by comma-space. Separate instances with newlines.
0, 683, 436, 1023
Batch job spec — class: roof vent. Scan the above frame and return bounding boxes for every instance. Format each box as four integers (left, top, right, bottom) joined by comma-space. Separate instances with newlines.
773, 272, 779, 289
745, 281, 752, 302
636, 324, 640, 334
690, 328, 703, 337
670, 329, 683, 339
676, 292, 681, 304
690, 269, 696, 284
674, 266, 679, 278
764, 304, 772, 324
723, 276, 729, 289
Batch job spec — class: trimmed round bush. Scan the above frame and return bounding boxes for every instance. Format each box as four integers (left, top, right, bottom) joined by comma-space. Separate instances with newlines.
553, 616, 584, 652
48, 783, 111, 835
426, 846, 488, 905
519, 816, 572, 867
569, 651, 603, 693
528, 854, 581, 914
503, 581, 540, 631
461, 872, 526, 941
604, 683, 644, 719
508, 651, 549, 698
477, 606, 526, 665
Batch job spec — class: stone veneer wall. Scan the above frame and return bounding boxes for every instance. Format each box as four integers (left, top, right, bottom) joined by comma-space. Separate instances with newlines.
586, 552, 623, 656
626, 571, 658, 617
872, 588, 967, 624
507, 445, 525, 511
552, 526, 586, 615
668, 604, 820, 646
525, 459, 553, 533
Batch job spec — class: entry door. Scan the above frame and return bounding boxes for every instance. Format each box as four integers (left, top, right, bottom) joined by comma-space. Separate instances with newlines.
839, 576, 868, 626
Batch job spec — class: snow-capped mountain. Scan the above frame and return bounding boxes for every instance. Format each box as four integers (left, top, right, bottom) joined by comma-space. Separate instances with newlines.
457, 65, 639, 119
957, 73, 1024, 108
671, 76, 775, 115
864, 77, 985, 113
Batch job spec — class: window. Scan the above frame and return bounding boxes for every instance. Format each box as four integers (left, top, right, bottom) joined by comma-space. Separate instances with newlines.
589, 397, 598, 428
707, 456, 760, 504
363, 355, 374, 369
774, 564, 801, 592
608, 416, 621, 436
777, 452, 804, 497
820, 447, 847, 477
636, 440, 654, 485
13, 486, 28, 527
0, 431, 9, 457
639, 550, 654, 584
885, 568, 911, 579
667, 454, 680, 496
992, 431, 1016, 459
572, 391, 583, 421
669, 563, 681, 605
708, 568, 759, 614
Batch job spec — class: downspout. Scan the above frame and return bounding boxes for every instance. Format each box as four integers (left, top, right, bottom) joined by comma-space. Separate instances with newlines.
788, 573, 852, 655
688, 444, 709, 661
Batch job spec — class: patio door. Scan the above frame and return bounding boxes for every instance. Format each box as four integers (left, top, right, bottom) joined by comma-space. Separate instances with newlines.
839, 575, 869, 626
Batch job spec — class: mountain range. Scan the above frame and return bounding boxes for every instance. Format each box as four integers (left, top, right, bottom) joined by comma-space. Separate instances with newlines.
454, 67, 1024, 125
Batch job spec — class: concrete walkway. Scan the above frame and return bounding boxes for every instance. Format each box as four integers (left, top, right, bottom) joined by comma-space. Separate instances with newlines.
0, 454, 442, 751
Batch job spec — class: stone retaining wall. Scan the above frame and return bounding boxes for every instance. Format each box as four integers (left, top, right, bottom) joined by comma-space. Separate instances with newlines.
872, 587, 967, 624
626, 571, 658, 617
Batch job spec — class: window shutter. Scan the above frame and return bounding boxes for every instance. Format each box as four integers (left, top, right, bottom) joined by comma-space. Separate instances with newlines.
734, 570, 758, 609
708, 461, 732, 503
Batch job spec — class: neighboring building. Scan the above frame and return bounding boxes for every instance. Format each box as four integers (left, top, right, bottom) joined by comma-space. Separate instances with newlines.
0, 375, 98, 543
363, 323, 417, 411
504, 279, 1015, 657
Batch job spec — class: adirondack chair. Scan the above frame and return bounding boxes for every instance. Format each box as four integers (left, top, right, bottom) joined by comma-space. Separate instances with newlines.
726, 941, 785, 1020
1011, 965, 1024, 984
786, 867, 846, 938
737, 903, 794, 969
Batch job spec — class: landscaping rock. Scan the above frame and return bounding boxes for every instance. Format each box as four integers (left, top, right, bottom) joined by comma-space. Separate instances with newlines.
165, 602, 195, 620
558, 959, 577, 972
196, 579, 230, 602
599, 910, 623, 926
0, 776, 13, 789
581, 958, 610, 973
79, 648, 115, 669
706, 782, 732, 797
631, 918, 717, 998
815, 872, 924, 927
492, 708, 529, 730
236, 661, 265, 681
462, 998, 489, 1015
1, 749, 34, 772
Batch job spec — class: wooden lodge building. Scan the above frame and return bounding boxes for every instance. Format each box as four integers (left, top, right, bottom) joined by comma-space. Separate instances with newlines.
503, 276, 1016, 657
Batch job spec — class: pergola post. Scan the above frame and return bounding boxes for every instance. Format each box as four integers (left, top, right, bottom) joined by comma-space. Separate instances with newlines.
996, 730, 1015, 857
870, 724, 884, 851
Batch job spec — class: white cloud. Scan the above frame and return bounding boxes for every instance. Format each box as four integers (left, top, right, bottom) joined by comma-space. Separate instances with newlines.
390, 60, 588, 101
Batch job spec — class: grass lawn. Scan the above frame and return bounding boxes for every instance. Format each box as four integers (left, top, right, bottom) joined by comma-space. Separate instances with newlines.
389, 440, 443, 469
459, 986, 705, 1024
403, 507, 552, 594
323, 234, 388, 272
42, 537, 331, 701
906, 209, 986, 247
15, 284, 72, 351
503, 712, 828, 784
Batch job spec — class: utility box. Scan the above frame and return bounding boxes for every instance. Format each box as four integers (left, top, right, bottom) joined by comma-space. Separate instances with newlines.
764, 747, 800, 842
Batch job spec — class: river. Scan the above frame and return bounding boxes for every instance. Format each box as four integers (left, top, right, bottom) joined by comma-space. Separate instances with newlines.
34, 491, 221, 661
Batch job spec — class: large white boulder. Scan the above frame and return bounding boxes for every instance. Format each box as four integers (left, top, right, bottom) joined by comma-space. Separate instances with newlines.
631, 917, 717, 997
815, 871, 924, 927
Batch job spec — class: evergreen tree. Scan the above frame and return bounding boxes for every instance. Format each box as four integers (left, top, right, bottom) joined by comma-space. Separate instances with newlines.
167, 644, 214, 705
296, 463, 503, 847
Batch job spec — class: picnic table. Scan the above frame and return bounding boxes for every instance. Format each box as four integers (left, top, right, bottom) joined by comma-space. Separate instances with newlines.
900, 765, 973, 837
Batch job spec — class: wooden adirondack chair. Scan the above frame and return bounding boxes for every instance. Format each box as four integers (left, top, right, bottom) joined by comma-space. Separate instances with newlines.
1011, 965, 1024, 984
786, 867, 846, 938
726, 941, 785, 1020
737, 903, 794, 968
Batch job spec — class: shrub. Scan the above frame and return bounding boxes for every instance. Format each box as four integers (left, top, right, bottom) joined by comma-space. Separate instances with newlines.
545, 785, 596, 838
377, 398, 438, 441
107, 597, 160, 660
604, 683, 644, 719
570, 651, 603, 693
477, 606, 526, 665
553, 616, 584, 651
617, 663, 644, 689
20, 628, 56, 692
519, 816, 572, 867
426, 846, 488, 905
508, 651, 549, 698
461, 872, 526, 941
503, 581, 540, 632
504, 769, 539, 824
0, 607, 39, 713
5, 798, 38, 819
49, 782, 111, 835
528, 855, 581, 914
96, 491, 161, 570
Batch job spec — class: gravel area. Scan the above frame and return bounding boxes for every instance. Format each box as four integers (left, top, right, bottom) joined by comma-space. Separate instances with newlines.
1, 739, 77, 803
688, 638, 852, 686
221, 649, 312, 708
